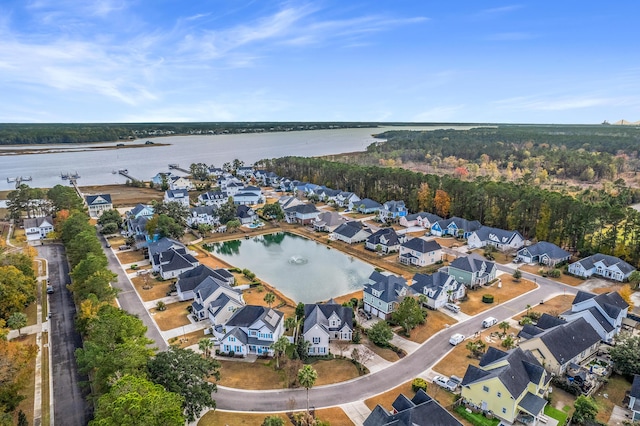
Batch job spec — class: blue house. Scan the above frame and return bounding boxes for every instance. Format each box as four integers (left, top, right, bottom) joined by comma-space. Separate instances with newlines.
430, 217, 482, 238
379, 200, 408, 222
357, 198, 383, 214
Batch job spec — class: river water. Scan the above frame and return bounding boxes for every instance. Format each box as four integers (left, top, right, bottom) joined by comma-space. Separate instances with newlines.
0, 125, 474, 190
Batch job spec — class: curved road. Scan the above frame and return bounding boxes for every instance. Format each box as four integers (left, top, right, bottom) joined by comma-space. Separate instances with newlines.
214, 266, 579, 411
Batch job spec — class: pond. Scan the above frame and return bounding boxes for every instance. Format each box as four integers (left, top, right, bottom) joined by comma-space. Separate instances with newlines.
204, 232, 374, 303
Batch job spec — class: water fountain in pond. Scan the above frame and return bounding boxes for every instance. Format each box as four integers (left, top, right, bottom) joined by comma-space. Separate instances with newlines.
288, 256, 308, 265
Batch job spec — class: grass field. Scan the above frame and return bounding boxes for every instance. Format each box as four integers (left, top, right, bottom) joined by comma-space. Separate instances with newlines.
150, 301, 192, 330
79, 184, 164, 207
460, 277, 537, 316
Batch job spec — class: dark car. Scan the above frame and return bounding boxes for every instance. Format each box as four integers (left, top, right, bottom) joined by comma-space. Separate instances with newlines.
46, 285, 54, 294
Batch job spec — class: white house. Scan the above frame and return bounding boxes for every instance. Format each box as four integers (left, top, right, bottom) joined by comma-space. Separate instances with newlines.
516, 241, 571, 266
329, 221, 372, 244
411, 271, 465, 310
399, 212, 441, 229
568, 253, 636, 282
560, 291, 629, 343
232, 186, 264, 206
284, 203, 320, 225
398, 238, 442, 267
187, 206, 218, 227
24, 216, 54, 241
169, 175, 194, 191
176, 264, 235, 301
164, 189, 190, 208
85, 194, 112, 218
365, 228, 405, 253
191, 276, 244, 324
363, 271, 414, 319
148, 238, 199, 280
303, 300, 353, 356
467, 226, 525, 251
198, 190, 228, 207
313, 211, 349, 232
217, 305, 284, 357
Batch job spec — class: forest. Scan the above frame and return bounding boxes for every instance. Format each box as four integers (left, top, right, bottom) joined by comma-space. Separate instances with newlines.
260, 156, 640, 269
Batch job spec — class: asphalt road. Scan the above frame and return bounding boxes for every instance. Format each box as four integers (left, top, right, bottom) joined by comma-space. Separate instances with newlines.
212, 261, 579, 411
38, 244, 92, 426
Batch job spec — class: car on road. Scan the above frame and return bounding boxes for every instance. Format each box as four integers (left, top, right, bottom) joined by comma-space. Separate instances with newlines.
449, 333, 465, 346
482, 317, 498, 328
444, 302, 460, 313
46, 285, 54, 294
105, 242, 111, 248
433, 375, 457, 392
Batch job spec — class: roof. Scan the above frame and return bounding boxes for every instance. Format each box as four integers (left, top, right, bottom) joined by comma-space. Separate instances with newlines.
449, 253, 495, 275
401, 237, 441, 254
332, 221, 367, 238
573, 253, 636, 275
364, 389, 462, 426
85, 194, 112, 205
405, 212, 441, 223
519, 241, 570, 259
518, 392, 547, 416
535, 313, 567, 330
364, 272, 413, 303
285, 203, 319, 215
411, 271, 455, 299
314, 211, 347, 228
367, 228, 401, 246
358, 198, 383, 209
632, 375, 640, 399
303, 302, 353, 336
190, 205, 216, 216
535, 318, 601, 363
226, 305, 283, 332
147, 237, 184, 257
165, 189, 188, 198
434, 216, 482, 233
473, 226, 523, 244
158, 248, 198, 272
199, 190, 226, 201
128, 203, 153, 217
572, 290, 629, 320
383, 200, 406, 212
23, 216, 53, 228
236, 205, 256, 218
177, 265, 232, 293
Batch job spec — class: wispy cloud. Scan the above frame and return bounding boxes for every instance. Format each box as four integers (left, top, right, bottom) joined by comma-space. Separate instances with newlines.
492, 95, 633, 111
473, 5, 523, 19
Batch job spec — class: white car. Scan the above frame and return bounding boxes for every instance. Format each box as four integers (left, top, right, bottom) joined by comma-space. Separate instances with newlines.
433, 375, 457, 392
444, 302, 460, 313
449, 333, 465, 346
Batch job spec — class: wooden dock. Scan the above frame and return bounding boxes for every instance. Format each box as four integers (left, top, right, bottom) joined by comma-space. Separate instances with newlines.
118, 170, 140, 181
168, 164, 190, 174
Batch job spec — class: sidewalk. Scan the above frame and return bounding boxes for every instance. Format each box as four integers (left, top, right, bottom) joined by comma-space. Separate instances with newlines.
340, 401, 372, 425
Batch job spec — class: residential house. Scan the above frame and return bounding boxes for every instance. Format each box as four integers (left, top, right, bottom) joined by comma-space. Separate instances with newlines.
446, 253, 497, 289
207, 167, 225, 178
467, 226, 525, 251
232, 186, 264, 206
517, 313, 568, 340
151, 171, 177, 187
236, 205, 258, 225
364, 389, 462, 426
560, 291, 629, 342
303, 300, 353, 356
357, 198, 383, 214
169, 175, 193, 191
191, 275, 244, 324
365, 228, 405, 253
411, 271, 465, 310
429, 217, 482, 238
378, 200, 408, 222
284, 203, 320, 225
461, 347, 551, 425
295, 182, 321, 195
148, 238, 199, 279
398, 238, 442, 267
315, 186, 341, 203
164, 189, 190, 208
628, 375, 640, 422
363, 271, 415, 319
313, 211, 349, 232
221, 180, 244, 196
254, 170, 280, 186
24, 216, 54, 241
330, 221, 372, 244
236, 166, 255, 178
176, 264, 235, 301
335, 191, 361, 210
85, 194, 112, 218
568, 253, 636, 282
278, 195, 305, 210
187, 206, 218, 228
515, 241, 571, 266
124, 204, 154, 238
217, 305, 284, 357
399, 212, 442, 229
518, 317, 601, 375
198, 190, 228, 207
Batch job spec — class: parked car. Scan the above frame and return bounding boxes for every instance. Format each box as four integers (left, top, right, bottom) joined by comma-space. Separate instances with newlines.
46, 285, 54, 294
118, 245, 131, 250
444, 302, 460, 313
449, 333, 465, 346
434, 375, 457, 392
482, 317, 498, 328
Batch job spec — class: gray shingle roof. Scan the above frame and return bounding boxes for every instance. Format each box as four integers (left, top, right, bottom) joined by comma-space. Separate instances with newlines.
411, 271, 455, 299
364, 272, 413, 303
574, 253, 636, 275
435, 216, 482, 233
536, 317, 601, 363
85, 194, 112, 205
177, 265, 226, 293
285, 203, 319, 214
401, 238, 441, 253
23, 216, 53, 228
449, 253, 495, 275
473, 226, 523, 245
367, 228, 400, 246
405, 212, 442, 223
332, 221, 366, 238
519, 241, 570, 259
226, 305, 283, 332
358, 198, 383, 209
364, 389, 462, 426
631, 375, 640, 399
166, 189, 188, 198
518, 392, 547, 416
303, 302, 353, 336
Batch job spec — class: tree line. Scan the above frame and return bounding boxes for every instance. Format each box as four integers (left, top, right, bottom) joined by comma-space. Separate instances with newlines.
262, 156, 640, 268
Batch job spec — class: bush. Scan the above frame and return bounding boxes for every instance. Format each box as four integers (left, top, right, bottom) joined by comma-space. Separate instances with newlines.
482, 294, 494, 303
130, 264, 138, 270
548, 269, 561, 278
412, 377, 428, 392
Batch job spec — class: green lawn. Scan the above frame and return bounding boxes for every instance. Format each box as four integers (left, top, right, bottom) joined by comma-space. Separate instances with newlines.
544, 404, 568, 425
454, 406, 500, 426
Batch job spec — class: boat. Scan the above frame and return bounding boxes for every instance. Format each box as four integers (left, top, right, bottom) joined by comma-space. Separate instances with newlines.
119, 169, 129, 174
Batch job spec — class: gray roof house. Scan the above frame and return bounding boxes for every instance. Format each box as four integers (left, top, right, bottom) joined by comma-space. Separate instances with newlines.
148, 238, 199, 279
517, 313, 567, 340
568, 253, 636, 282
398, 238, 442, 267
197, 190, 228, 207
176, 264, 234, 301
284, 203, 320, 225
187, 205, 218, 227
330, 221, 372, 244
24, 216, 54, 241
628, 375, 640, 422
378, 200, 408, 222
446, 253, 497, 289
516, 241, 571, 266
365, 228, 405, 253
357, 198, 383, 214
411, 271, 465, 310
303, 300, 353, 356
467, 226, 525, 251
216, 305, 284, 357
364, 389, 462, 426
335, 191, 361, 209
313, 211, 349, 232
85, 194, 112, 218
191, 275, 244, 324
363, 271, 415, 320
429, 216, 482, 238
561, 291, 629, 342
399, 212, 442, 229
236, 205, 258, 225
519, 317, 602, 376
164, 189, 190, 207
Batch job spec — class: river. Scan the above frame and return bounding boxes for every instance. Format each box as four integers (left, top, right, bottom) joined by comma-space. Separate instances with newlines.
0, 125, 475, 189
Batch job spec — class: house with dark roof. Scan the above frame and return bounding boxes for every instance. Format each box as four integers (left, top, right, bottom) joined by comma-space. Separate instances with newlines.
429, 217, 482, 238
363, 272, 415, 319
164, 189, 190, 208
515, 241, 571, 266
24, 216, 54, 241
303, 300, 353, 356
235, 166, 255, 178
187, 205, 218, 228
330, 221, 372, 244
467, 226, 525, 251
519, 317, 602, 375
364, 389, 462, 426
124, 204, 154, 238
232, 186, 264, 206
236, 205, 258, 225
560, 291, 629, 342
446, 253, 497, 289
176, 264, 234, 301
398, 238, 442, 267
221, 179, 244, 196
461, 347, 551, 425
151, 171, 178, 186
568, 253, 636, 282
216, 305, 284, 357
278, 195, 305, 210
284, 203, 320, 225
517, 313, 567, 340
365, 228, 405, 253
628, 375, 640, 422
191, 274, 244, 324
85, 194, 112, 218
148, 238, 199, 279
378, 200, 407, 222
254, 170, 280, 186
168, 175, 193, 191
314, 186, 341, 203
197, 190, 228, 207
313, 211, 349, 232
357, 198, 383, 214
335, 191, 361, 210
411, 271, 465, 310
399, 212, 442, 229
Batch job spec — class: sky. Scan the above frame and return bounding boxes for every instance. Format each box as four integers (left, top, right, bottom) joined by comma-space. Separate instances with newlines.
1, 1, 639, 124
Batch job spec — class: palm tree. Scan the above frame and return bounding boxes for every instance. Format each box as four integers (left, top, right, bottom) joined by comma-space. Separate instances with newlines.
297, 365, 318, 413
270, 336, 289, 369
284, 316, 298, 332
198, 338, 214, 358
498, 321, 511, 337
264, 292, 276, 308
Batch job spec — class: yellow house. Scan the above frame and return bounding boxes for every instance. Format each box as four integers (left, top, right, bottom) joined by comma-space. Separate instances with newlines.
518, 316, 601, 376
461, 347, 550, 424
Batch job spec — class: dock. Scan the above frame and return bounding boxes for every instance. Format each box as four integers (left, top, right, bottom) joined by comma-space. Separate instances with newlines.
168, 163, 190, 174
6, 176, 32, 188
118, 169, 140, 181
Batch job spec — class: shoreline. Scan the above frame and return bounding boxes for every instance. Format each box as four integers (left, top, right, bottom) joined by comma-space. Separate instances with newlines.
0, 142, 170, 156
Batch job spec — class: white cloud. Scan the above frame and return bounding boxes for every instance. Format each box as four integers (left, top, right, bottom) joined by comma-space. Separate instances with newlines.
492, 95, 633, 111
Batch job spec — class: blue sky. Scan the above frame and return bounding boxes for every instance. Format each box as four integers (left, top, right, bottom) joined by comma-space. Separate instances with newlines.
1, 1, 639, 124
